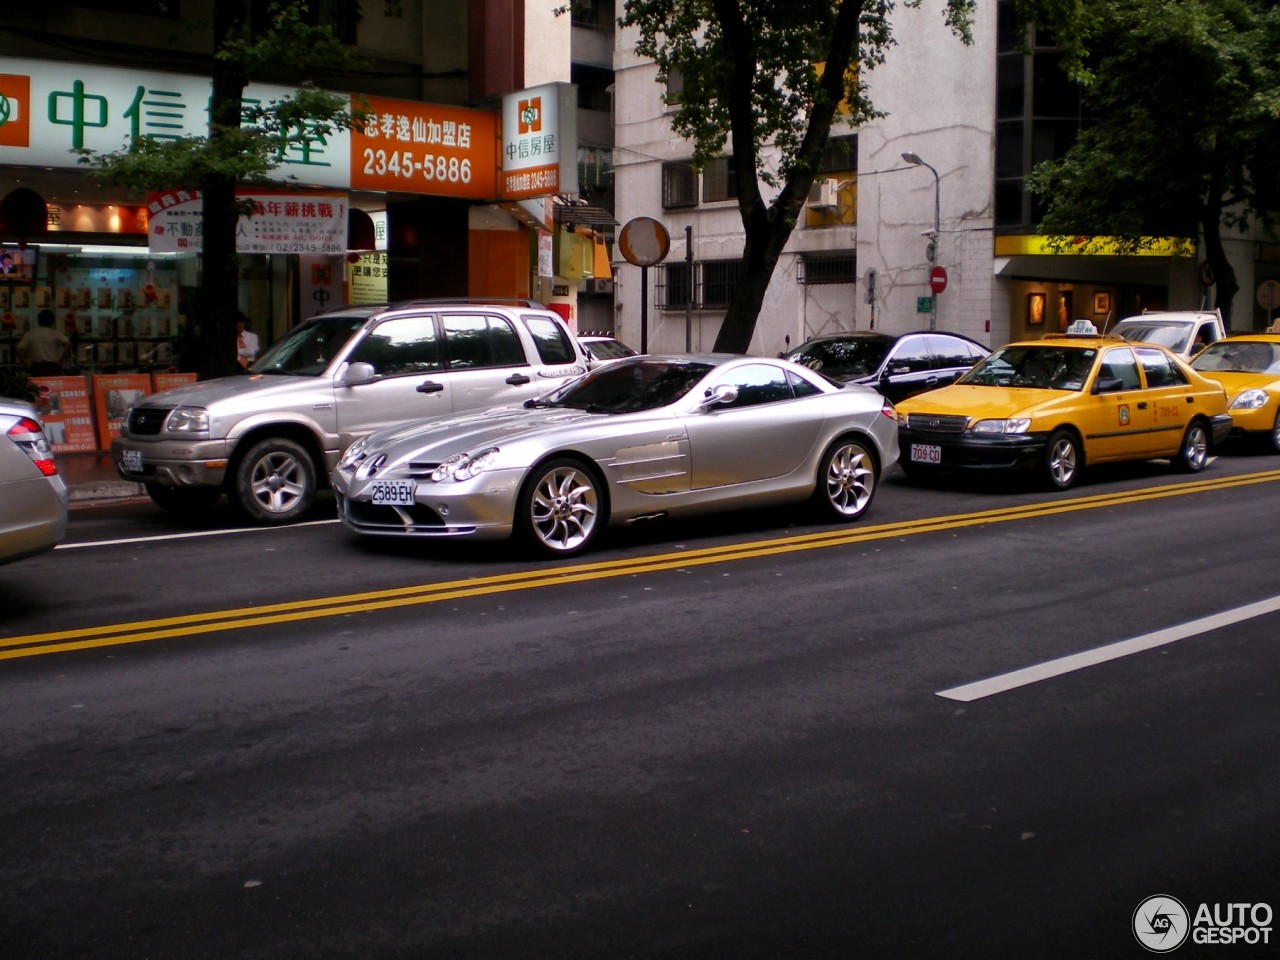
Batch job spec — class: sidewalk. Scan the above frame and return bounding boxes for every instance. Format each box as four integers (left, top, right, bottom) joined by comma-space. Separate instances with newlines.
56, 453, 148, 505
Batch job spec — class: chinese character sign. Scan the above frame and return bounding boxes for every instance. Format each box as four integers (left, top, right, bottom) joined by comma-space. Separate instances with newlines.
0, 56, 351, 187
501, 83, 578, 200
147, 189, 349, 255
349, 95, 496, 199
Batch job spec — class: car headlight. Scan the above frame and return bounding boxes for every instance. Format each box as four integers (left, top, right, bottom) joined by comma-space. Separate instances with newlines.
166, 406, 209, 432
338, 437, 369, 469
1230, 389, 1268, 410
971, 418, 1032, 434
431, 447, 500, 482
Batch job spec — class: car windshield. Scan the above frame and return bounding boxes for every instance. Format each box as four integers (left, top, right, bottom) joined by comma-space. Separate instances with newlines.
784, 337, 891, 378
1191, 340, 1280, 375
1114, 324, 1189, 353
251, 314, 370, 376
535, 358, 715, 413
585, 339, 637, 361
959, 344, 1097, 391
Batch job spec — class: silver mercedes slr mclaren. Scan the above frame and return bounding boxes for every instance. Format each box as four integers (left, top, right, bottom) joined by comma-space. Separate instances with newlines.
332, 354, 899, 557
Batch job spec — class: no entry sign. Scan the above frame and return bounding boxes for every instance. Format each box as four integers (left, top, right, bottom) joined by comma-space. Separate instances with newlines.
929, 266, 948, 294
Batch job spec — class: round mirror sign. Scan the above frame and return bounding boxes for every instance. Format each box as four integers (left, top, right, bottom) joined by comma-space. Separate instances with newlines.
618, 216, 671, 267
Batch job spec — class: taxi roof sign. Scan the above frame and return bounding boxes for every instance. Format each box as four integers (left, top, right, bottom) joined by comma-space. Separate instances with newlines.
1067, 319, 1099, 335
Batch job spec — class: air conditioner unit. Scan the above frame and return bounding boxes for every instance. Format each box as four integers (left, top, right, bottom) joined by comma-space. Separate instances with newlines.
807, 180, 838, 210
583, 278, 614, 295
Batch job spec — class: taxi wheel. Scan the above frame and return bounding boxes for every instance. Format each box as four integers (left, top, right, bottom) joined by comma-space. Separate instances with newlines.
518, 457, 604, 557
1175, 419, 1210, 473
1043, 430, 1081, 490
233, 437, 317, 524
1269, 410, 1280, 454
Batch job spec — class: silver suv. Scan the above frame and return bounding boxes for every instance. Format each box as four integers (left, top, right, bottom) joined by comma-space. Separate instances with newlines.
112, 299, 589, 524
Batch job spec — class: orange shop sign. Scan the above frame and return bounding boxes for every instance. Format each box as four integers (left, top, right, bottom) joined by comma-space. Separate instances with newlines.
350, 95, 497, 199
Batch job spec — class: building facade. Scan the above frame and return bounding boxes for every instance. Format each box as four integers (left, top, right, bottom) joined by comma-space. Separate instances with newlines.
610, 2, 1279, 358
1, 0, 617, 384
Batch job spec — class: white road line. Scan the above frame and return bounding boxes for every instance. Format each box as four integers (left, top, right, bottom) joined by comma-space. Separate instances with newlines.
55, 518, 340, 549
937, 595, 1280, 702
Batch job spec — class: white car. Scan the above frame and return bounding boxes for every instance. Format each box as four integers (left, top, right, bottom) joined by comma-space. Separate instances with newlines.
1, 398, 68, 565
579, 335, 639, 366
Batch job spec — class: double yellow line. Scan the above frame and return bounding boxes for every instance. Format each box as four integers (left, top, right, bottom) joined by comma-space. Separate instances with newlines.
5, 469, 1279, 662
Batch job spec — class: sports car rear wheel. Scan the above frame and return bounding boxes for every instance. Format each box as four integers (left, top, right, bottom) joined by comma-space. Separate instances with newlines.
812, 437, 877, 521
518, 457, 603, 557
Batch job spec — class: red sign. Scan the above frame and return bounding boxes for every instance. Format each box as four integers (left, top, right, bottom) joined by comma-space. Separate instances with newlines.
33, 376, 98, 453
929, 266, 948, 294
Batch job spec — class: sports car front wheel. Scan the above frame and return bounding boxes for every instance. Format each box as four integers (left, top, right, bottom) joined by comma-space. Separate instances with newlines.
518, 457, 603, 557
812, 437, 877, 521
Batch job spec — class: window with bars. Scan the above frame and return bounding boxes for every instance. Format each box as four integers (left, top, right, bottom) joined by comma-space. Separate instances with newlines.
662, 161, 698, 209
655, 259, 743, 310
799, 253, 856, 285
818, 135, 858, 174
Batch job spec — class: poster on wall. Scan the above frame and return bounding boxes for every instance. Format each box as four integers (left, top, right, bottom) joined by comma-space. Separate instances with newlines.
32, 376, 98, 453
91, 374, 152, 451
148, 189, 350, 256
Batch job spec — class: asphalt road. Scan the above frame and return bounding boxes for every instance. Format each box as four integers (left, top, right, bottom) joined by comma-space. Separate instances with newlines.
2, 453, 1278, 959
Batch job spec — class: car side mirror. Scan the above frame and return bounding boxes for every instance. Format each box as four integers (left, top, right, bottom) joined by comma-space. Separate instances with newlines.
1093, 376, 1124, 394
342, 361, 376, 386
700, 383, 738, 408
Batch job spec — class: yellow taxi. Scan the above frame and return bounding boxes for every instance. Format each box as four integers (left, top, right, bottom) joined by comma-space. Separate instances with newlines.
895, 321, 1232, 489
1188, 333, 1280, 453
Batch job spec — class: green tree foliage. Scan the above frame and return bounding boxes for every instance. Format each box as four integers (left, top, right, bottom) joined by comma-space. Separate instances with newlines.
1026, 0, 1280, 325
619, 0, 976, 352
77, 1, 365, 379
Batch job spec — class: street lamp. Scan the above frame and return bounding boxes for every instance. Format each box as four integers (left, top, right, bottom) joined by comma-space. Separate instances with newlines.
902, 151, 941, 330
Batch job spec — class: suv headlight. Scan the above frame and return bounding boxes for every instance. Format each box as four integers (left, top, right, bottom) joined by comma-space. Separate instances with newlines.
166, 406, 209, 432
971, 418, 1031, 434
431, 447, 500, 482
1230, 389, 1267, 410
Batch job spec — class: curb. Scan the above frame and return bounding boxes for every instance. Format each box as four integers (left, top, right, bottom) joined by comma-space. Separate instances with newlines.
68, 481, 148, 504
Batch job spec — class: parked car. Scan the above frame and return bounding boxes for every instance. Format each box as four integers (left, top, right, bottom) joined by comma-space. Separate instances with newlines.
112, 299, 590, 524
1110, 309, 1226, 360
1, 397, 68, 565
332, 354, 899, 557
579, 335, 639, 366
895, 327, 1232, 489
1189, 333, 1280, 452
782, 330, 989, 403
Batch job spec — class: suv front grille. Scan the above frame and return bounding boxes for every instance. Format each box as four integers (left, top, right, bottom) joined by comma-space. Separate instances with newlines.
905, 413, 970, 434
127, 407, 174, 435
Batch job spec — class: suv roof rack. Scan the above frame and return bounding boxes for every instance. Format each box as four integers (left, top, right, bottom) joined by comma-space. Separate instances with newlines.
391, 297, 549, 309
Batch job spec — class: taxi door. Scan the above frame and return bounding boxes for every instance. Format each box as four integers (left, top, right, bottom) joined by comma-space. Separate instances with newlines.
1134, 346, 1194, 457
1080, 345, 1152, 464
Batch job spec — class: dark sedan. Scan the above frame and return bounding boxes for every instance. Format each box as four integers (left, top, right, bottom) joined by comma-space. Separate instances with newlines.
783, 330, 989, 404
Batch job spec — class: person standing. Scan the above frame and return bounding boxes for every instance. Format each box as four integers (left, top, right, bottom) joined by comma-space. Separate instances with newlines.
236, 313, 260, 370
17, 309, 71, 377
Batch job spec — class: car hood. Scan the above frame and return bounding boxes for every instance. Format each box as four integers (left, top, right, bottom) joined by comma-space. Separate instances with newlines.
131, 373, 328, 409
364, 404, 607, 459
897, 383, 1072, 420
1195, 370, 1278, 394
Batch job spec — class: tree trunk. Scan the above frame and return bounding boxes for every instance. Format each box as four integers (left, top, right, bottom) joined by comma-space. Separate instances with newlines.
196, 2, 251, 381
1200, 181, 1238, 327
